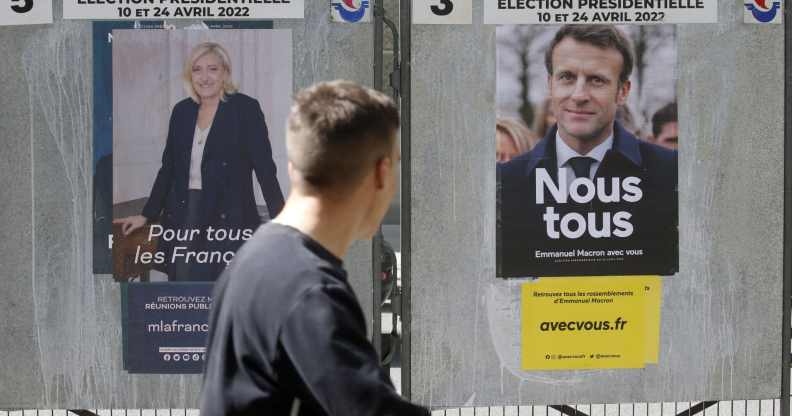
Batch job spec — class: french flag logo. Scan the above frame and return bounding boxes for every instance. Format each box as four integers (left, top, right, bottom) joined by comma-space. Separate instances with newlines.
745, 0, 782, 23
332, 0, 371, 23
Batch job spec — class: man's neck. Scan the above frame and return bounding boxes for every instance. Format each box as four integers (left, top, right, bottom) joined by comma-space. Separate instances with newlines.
558, 124, 613, 156
272, 194, 360, 260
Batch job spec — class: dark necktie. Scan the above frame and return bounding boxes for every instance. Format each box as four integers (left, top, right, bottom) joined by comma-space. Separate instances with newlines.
567, 156, 596, 179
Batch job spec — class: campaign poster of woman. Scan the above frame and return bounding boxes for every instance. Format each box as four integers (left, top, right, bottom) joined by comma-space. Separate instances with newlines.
111, 29, 292, 282
496, 25, 679, 278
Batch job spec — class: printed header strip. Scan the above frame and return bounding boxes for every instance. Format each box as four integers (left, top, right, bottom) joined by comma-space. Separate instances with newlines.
63, 0, 304, 20
485, 0, 719, 24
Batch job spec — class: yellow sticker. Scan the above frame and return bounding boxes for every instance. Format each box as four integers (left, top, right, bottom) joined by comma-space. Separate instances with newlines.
521, 276, 659, 370
643, 277, 662, 364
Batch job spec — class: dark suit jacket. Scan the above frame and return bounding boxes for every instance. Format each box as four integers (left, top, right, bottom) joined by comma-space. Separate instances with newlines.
142, 93, 285, 280
497, 122, 678, 277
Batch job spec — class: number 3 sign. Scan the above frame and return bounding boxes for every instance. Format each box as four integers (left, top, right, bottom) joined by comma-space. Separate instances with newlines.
0, 0, 51, 25
413, 0, 472, 24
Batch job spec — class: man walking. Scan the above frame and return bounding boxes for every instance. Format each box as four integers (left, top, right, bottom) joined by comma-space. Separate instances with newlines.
201, 80, 429, 416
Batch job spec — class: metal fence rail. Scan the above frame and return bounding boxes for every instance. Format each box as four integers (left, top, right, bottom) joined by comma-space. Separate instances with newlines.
429, 401, 781, 416
0, 401, 784, 416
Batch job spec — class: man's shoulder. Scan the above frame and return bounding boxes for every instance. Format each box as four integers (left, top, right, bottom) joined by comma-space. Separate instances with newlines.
615, 124, 677, 169
610, 133, 677, 189
635, 139, 677, 183
213, 224, 346, 334
226, 224, 344, 297
498, 143, 547, 181
638, 140, 676, 166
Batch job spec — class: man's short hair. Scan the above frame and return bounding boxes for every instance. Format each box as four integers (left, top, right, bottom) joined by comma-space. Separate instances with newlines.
651, 102, 678, 137
287, 80, 399, 191
545, 25, 635, 85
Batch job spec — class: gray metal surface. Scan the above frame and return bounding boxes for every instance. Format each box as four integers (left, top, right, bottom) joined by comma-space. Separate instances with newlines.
0, 3, 375, 408
399, 0, 414, 400
0, 22, 43, 409
409, 2, 784, 407
782, 7, 792, 416
274, 4, 375, 336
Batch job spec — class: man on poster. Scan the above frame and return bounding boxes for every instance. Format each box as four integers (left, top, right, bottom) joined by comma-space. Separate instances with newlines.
498, 24, 678, 278
201, 81, 429, 415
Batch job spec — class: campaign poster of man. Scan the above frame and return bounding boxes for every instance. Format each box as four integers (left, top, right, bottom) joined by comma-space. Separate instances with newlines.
111, 29, 292, 282
496, 24, 679, 278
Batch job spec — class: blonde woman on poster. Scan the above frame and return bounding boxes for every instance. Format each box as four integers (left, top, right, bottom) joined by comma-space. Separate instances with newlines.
114, 42, 284, 281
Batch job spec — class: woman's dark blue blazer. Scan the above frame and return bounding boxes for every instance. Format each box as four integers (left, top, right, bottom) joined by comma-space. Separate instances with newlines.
141, 93, 285, 280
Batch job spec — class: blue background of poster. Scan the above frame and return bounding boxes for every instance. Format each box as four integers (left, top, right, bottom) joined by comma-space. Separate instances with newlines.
92, 20, 274, 274
123, 282, 214, 374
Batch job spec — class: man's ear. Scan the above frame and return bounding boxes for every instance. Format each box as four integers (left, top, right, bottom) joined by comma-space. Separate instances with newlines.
617, 79, 631, 105
374, 156, 391, 190
287, 161, 295, 178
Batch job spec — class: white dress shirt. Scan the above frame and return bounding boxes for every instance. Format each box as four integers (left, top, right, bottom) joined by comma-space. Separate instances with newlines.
555, 131, 613, 188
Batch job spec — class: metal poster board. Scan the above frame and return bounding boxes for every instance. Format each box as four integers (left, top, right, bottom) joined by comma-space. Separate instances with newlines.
0, 0, 788, 410
408, 0, 785, 407
0, 0, 375, 407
